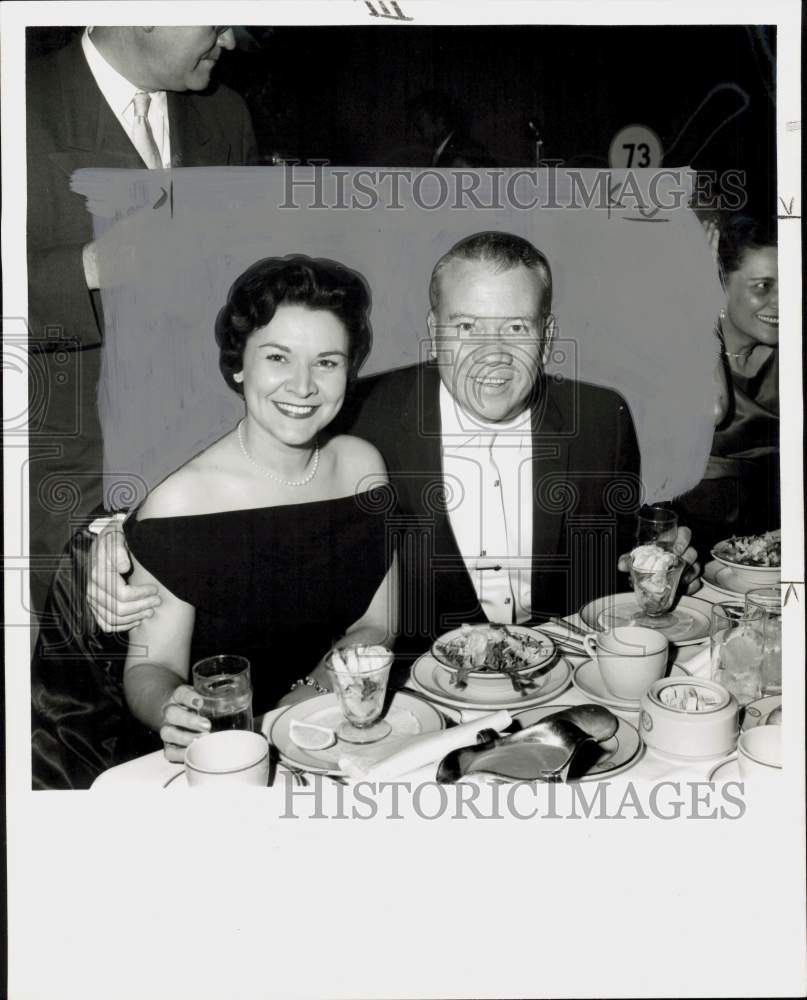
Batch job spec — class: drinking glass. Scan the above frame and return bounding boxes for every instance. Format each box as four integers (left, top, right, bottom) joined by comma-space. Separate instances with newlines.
745, 587, 782, 696
325, 648, 393, 745
192, 655, 254, 732
635, 505, 678, 550
710, 603, 764, 707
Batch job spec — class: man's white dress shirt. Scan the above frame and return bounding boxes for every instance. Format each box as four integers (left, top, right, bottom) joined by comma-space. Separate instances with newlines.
439, 382, 534, 624
82, 28, 171, 167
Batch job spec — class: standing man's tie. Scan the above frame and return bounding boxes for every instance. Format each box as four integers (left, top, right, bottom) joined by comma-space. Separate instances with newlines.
131, 91, 162, 168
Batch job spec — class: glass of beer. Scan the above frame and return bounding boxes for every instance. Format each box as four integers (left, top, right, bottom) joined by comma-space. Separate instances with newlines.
192, 655, 254, 732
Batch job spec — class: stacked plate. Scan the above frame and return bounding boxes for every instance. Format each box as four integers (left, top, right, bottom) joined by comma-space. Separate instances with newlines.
409, 650, 572, 713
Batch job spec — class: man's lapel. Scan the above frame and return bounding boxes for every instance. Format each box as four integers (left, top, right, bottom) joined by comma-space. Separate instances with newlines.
55, 38, 143, 167
396, 364, 483, 629
530, 377, 571, 615
168, 92, 231, 167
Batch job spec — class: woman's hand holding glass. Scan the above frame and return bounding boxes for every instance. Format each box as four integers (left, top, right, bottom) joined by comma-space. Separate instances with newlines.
160, 684, 211, 762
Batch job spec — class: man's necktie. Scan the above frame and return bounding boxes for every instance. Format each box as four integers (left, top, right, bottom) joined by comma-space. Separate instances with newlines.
131, 91, 162, 169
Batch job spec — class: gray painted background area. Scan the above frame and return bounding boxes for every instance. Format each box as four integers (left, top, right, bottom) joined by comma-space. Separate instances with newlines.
70, 167, 722, 508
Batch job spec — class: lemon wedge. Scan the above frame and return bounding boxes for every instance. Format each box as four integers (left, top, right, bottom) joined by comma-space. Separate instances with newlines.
289, 720, 336, 751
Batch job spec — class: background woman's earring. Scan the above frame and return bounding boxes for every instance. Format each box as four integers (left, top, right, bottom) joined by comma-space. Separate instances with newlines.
719, 308, 726, 320
234, 372, 244, 383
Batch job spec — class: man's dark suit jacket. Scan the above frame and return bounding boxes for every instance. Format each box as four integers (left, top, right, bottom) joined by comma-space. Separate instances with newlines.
340, 362, 641, 656
26, 36, 258, 617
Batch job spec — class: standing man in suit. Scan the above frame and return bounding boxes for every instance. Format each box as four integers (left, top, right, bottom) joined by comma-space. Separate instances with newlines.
89, 232, 698, 658
27, 26, 257, 623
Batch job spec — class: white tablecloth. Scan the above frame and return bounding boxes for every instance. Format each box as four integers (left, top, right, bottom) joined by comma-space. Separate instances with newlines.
93, 582, 735, 790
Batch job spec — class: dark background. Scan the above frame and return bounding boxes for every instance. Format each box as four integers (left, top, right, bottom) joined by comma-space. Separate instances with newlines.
27, 24, 777, 217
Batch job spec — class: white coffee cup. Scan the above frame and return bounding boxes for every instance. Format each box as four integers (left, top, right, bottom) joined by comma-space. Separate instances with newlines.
583, 625, 669, 701
737, 725, 782, 780
185, 730, 270, 787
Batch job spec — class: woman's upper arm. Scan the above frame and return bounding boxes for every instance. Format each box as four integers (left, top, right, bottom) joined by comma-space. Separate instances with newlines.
123, 552, 196, 682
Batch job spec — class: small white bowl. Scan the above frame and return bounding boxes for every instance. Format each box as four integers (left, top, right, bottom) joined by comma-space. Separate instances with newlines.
185, 730, 270, 787
639, 677, 739, 759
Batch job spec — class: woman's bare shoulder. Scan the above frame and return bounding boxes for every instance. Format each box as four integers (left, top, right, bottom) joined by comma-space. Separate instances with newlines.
326, 435, 388, 487
137, 463, 209, 520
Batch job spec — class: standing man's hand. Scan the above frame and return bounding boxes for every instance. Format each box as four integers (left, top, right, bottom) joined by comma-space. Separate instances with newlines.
617, 526, 701, 595
87, 519, 162, 632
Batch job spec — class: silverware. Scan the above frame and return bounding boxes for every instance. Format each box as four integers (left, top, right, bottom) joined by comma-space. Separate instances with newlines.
547, 616, 592, 638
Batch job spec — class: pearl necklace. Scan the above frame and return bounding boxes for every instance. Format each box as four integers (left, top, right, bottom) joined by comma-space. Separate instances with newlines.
237, 419, 319, 487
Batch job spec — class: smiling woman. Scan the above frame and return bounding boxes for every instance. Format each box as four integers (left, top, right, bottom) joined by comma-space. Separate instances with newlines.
675, 215, 780, 551
114, 255, 396, 762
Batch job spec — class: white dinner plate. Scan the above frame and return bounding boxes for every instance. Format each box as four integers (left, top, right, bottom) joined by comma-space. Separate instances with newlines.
269, 691, 445, 775
409, 654, 571, 712
707, 755, 740, 782
571, 658, 690, 711
579, 593, 713, 645
703, 560, 779, 599
512, 704, 643, 781
741, 695, 782, 731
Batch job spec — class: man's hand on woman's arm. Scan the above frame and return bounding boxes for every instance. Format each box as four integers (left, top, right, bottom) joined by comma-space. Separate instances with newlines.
87, 520, 162, 632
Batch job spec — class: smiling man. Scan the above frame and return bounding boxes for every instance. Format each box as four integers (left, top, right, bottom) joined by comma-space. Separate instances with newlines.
90, 232, 698, 655
27, 25, 258, 624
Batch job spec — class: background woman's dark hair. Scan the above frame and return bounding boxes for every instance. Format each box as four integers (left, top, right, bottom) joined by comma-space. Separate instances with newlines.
717, 215, 777, 283
215, 254, 373, 395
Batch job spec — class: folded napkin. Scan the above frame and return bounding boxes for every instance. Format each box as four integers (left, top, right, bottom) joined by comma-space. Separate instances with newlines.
681, 646, 711, 679
339, 710, 512, 780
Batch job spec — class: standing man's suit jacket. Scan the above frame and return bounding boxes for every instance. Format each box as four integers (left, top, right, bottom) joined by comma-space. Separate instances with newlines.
26, 35, 258, 353
340, 362, 642, 655
26, 36, 258, 619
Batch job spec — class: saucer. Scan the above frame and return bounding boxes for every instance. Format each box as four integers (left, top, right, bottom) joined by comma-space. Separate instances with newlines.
707, 755, 740, 782
741, 694, 782, 731
580, 593, 712, 645
572, 658, 690, 711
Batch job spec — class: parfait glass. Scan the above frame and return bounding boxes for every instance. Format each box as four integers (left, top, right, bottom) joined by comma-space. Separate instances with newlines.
710, 603, 764, 707
628, 553, 686, 628
325, 647, 394, 744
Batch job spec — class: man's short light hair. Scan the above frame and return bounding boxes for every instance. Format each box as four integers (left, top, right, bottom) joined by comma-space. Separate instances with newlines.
429, 231, 553, 315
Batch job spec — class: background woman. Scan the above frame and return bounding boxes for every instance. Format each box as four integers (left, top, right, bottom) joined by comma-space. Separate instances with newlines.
122, 255, 397, 761
677, 215, 779, 551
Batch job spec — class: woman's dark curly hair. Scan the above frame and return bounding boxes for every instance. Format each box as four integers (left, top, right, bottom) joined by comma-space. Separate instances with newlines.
717, 215, 777, 285
215, 254, 373, 395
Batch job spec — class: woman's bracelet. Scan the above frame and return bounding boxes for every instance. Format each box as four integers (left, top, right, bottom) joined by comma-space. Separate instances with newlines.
289, 676, 329, 695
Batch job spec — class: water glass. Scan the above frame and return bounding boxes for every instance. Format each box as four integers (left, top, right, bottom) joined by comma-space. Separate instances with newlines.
746, 587, 782, 696
710, 603, 764, 707
192, 655, 254, 732
635, 504, 678, 550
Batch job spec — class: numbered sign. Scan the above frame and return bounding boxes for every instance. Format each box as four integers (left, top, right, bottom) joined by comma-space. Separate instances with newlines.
608, 125, 664, 168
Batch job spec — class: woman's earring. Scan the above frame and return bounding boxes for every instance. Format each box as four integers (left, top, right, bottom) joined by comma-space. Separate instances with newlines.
233, 372, 244, 384
719, 308, 726, 320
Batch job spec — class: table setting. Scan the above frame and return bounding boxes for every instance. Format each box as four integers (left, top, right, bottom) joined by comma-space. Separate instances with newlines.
92, 512, 784, 794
